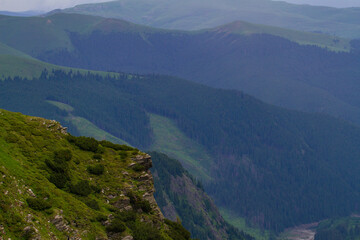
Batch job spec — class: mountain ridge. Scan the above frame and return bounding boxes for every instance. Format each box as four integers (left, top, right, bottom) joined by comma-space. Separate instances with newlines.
63, 0, 360, 38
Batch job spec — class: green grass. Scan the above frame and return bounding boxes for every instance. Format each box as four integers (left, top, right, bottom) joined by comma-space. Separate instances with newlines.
66, 116, 130, 146
149, 114, 213, 182
212, 21, 350, 52
219, 207, 271, 240
0, 42, 32, 58
46, 100, 130, 146
0, 53, 119, 79
0, 109, 184, 239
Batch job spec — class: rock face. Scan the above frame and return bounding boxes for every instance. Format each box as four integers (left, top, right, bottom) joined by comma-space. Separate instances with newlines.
132, 154, 152, 170
150, 151, 251, 240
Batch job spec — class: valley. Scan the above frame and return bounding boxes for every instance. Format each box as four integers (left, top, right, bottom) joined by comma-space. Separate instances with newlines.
1, 0, 360, 239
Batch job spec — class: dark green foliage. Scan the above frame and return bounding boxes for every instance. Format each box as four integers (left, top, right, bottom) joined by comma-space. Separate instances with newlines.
93, 154, 102, 160
91, 184, 101, 194
315, 217, 360, 240
117, 210, 137, 223
119, 151, 128, 159
132, 164, 145, 172
100, 140, 134, 151
87, 164, 105, 175
106, 218, 126, 233
5, 132, 18, 143
127, 192, 152, 213
165, 219, 191, 240
26, 198, 51, 211
45, 158, 67, 173
4, 70, 360, 231
49, 172, 68, 189
95, 214, 108, 222
70, 180, 92, 196
22, 228, 35, 240
67, 135, 99, 152
151, 152, 255, 240
129, 221, 164, 240
54, 149, 72, 162
84, 199, 100, 210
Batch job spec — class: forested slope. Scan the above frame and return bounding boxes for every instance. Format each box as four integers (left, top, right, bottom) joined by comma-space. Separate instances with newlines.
1, 70, 360, 231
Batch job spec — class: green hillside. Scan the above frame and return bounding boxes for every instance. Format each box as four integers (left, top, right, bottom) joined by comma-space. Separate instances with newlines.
0, 109, 192, 239
315, 217, 360, 240
149, 114, 213, 181
212, 21, 350, 52
63, 0, 360, 38
2, 13, 360, 128
2, 70, 360, 233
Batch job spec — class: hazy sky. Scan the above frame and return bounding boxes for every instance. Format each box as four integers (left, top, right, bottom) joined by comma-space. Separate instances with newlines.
280, 0, 360, 8
0, 0, 111, 12
0, 0, 360, 12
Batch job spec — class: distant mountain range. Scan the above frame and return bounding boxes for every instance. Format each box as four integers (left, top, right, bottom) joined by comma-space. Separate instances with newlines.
1, 13, 358, 127
62, 0, 360, 38
2, 9, 360, 238
0, 10, 43, 16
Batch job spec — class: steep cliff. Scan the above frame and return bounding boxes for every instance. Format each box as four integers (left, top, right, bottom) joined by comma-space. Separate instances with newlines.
0, 109, 191, 240
151, 152, 253, 240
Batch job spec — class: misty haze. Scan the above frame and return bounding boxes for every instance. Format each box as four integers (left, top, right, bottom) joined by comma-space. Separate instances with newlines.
0, 0, 360, 240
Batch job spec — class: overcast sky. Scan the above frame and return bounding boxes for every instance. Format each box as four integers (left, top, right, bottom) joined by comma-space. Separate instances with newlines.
279, 0, 360, 8
0, 0, 111, 12
0, 0, 360, 12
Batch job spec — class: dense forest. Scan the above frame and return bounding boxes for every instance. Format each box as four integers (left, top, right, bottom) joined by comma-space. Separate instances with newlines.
151, 151, 253, 240
315, 217, 360, 240
1, 70, 360, 231
35, 28, 360, 126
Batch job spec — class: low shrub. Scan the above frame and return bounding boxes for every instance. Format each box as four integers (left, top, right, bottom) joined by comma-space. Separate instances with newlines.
85, 199, 100, 210
117, 210, 137, 223
164, 219, 191, 240
26, 198, 51, 211
133, 164, 145, 172
49, 172, 68, 189
106, 218, 126, 233
100, 140, 133, 151
119, 151, 128, 159
93, 154, 102, 160
67, 135, 99, 152
54, 149, 72, 162
95, 214, 108, 222
91, 184, 102, 193
45, 159, 67, 173
5, 132, 18, 143
87, 164, 105, 176
130, 221, 164, 240
128, 192, 152, 213
70, 180, 92, 196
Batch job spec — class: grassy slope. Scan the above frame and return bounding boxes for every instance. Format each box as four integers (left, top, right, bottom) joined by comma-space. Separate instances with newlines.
220, 208, 271, 240
211, 21, 350, 52
47, 100, 130, 146
0, 14, 103, 55
149, 114, 213, 181
63, 0, 360, 38
0, 12, 350, 57
0, 109, 191, 239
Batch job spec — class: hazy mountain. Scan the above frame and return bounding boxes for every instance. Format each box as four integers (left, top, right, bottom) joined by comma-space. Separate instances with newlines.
63, 0, 360, 38
280, 0, 360, 8
0, 10, 43, 16
2, 14, 358, 128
